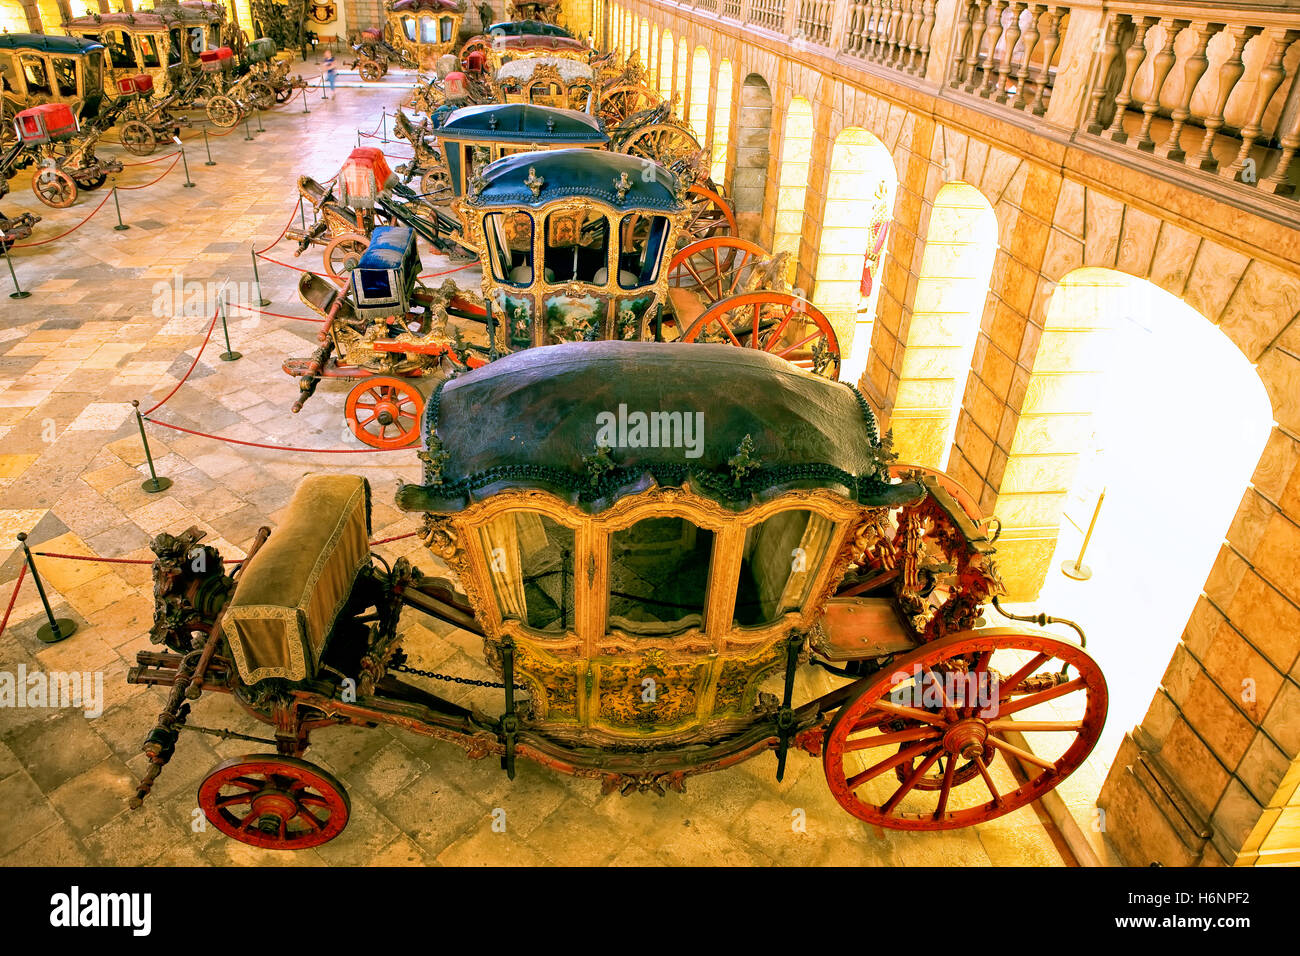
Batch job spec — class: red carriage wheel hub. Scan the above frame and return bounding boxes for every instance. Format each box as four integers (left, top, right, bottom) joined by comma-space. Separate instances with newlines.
345, 376, 424, 449
198, 754, 350, 849
942, 718, 988, 760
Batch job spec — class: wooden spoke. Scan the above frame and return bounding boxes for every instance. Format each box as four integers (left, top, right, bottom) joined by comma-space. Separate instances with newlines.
986, 734, 1057, 771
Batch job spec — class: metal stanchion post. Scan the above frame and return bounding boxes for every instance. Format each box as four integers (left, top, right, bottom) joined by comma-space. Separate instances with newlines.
250, 245, 270, 306
16, 533, 76, 644
255, 107, 265, 133
203, 128, 216, 165
1061, 489, 1106, 581
179, 141, 196, 187
218, 287, 241, 361
321, 76, 328, 101
112, 186, 130, 231
301, 86, 311, 114
132, 401, 172, 494
298, 196, 307, 231
380, 107, 387, 142
3, 241, 30, 299
243, 114, 254, 141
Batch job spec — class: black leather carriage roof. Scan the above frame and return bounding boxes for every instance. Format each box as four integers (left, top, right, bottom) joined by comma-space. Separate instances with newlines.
489, 20, 572, 37
439, 104, 608, 145
395, 342, 922, 515
0, 34, 103, 53
467, 148, 683, 211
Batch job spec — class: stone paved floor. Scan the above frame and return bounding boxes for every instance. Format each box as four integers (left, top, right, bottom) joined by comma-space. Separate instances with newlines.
0, 64, 1071, 866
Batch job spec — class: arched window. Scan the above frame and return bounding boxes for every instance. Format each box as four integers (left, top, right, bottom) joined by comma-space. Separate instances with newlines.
710, 59, 733, 184
892, 182, 997, 469
771, 96, 812, 281
688, 47, 710, 145
812, 127, 897, 384
675, 37, 687, 113
658, 30, 673, 100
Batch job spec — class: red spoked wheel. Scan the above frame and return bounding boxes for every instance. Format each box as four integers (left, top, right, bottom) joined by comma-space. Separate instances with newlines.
323, 231, 369, 280
345, 376, 424, 448
668, 236, 769, 303
679, 183, 736, 248
598, 82, 661, 127
31, 167, 77, 208
357, 58, 384, 82
198, 754, 350, 849
823, 628, 1107, 830
680, 290, 841, 379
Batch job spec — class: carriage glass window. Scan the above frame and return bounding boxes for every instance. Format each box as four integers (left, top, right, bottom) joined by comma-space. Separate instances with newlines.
167, 28, 184, 66
483, 211, 534, 287
85, 51, 103, 95
530, 82, 564, 109
733, 510, 835, 627
138, 35, 162, 70
544, 210, 609, 284
608, 517, 713, 636
440, 16, 455, 43
419, 16, 438, 43
103, 30, 137, 70
619, 213, 669, 289
51, 57, 78, 98
0, 55, 15, 94
478, 512, 576, 634
402, 16, 418, 41
19, 55, 50, 95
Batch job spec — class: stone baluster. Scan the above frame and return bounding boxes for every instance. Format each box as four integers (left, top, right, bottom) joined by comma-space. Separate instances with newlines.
1155, 21, 1223, 161
884, 0, 901, 62
979, 0, 1008, 96
1104, 15, 1155, 142
1193, 26, 1261, 172
951, 0, 974, 85
845, 0, 865, 53
1030, 5, 1062, 114
1132, 19, 1186, 151
915, 0, 936, 75
994, 2, 1026, 102
1011, 4, 1041, 109
860, 0, 878, 56
1260, 105, 1300, 195
963, 0, 991, 93
894, 0, 916, 69
1083, 12, 1124, 133
1224, 29, 1300, 182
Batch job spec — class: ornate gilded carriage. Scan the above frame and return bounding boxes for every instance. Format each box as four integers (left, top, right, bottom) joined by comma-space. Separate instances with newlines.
496, 55, 594, 111
0, 34, 107, 152
385, 0, 465, 72
128, 339, 1108, 847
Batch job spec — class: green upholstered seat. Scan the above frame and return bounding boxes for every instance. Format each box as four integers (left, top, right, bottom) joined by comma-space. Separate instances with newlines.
222, 475, 372, 684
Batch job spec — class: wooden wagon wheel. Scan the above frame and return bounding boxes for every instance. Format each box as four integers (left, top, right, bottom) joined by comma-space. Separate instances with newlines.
78, 170, 109, 191
198, 754, 350, 849
679, 183, 736, 248
822, 628, 1107, 831
323, 232, 369, 280
119, 119, 157, 156
358, 58, 384, 82
619, 121, 701, 170
206, 93, 241, 128
679, 291, 841, 379
668, 236, 768, 303
598, 83, 659, 126
345, 376, 424, 448
274, 82, 294, 103
31, 168, 77, 208
249, 80, 277, 111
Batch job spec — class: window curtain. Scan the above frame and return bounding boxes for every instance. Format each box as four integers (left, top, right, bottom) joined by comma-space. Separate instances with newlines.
480, 513, 527, 621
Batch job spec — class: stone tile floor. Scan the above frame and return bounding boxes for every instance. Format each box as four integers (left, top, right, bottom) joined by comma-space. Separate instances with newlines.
0, 65, 1075, 866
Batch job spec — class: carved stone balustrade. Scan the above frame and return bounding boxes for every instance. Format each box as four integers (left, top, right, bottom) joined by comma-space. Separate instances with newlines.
950, 2, 1068, 114
1081, 6, 1300, 201
843, 0, 939, 76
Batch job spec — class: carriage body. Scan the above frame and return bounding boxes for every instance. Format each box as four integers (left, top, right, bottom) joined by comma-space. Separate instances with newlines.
0, 34, 106, 144
386, 0, 464, 71
63, 2, 228, 96
458, 148, 689, 350
496, 56, 594, 112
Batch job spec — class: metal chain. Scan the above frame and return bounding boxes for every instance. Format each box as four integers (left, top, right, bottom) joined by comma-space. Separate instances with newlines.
390, 660, 525, 691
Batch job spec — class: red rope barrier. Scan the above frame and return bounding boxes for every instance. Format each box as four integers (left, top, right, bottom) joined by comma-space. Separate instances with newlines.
230, 303, 325, 323
254, 196, 303, 255
11, 191, 113, 248
118, 150, 182, 168
256, 253, 328, 277
141, 306, 221, 416
369, 532, 418, 545
0, 565, 28, 643
419, 263, 473, 279
115, 153, 182, 190
33, 552, 153, 565
144, 416, 411, 453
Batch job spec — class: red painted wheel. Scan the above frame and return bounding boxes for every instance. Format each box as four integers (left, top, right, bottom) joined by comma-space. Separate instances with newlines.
679, 183, 735, 248
198, 754, 350, 849
680, 290, 841, 378
823, 628, 1107, 830
345, 376, 423, 448
668, 236, 769, 304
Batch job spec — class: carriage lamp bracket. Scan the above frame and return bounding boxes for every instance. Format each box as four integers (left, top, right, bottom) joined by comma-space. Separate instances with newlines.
990, 596, 1086, 680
